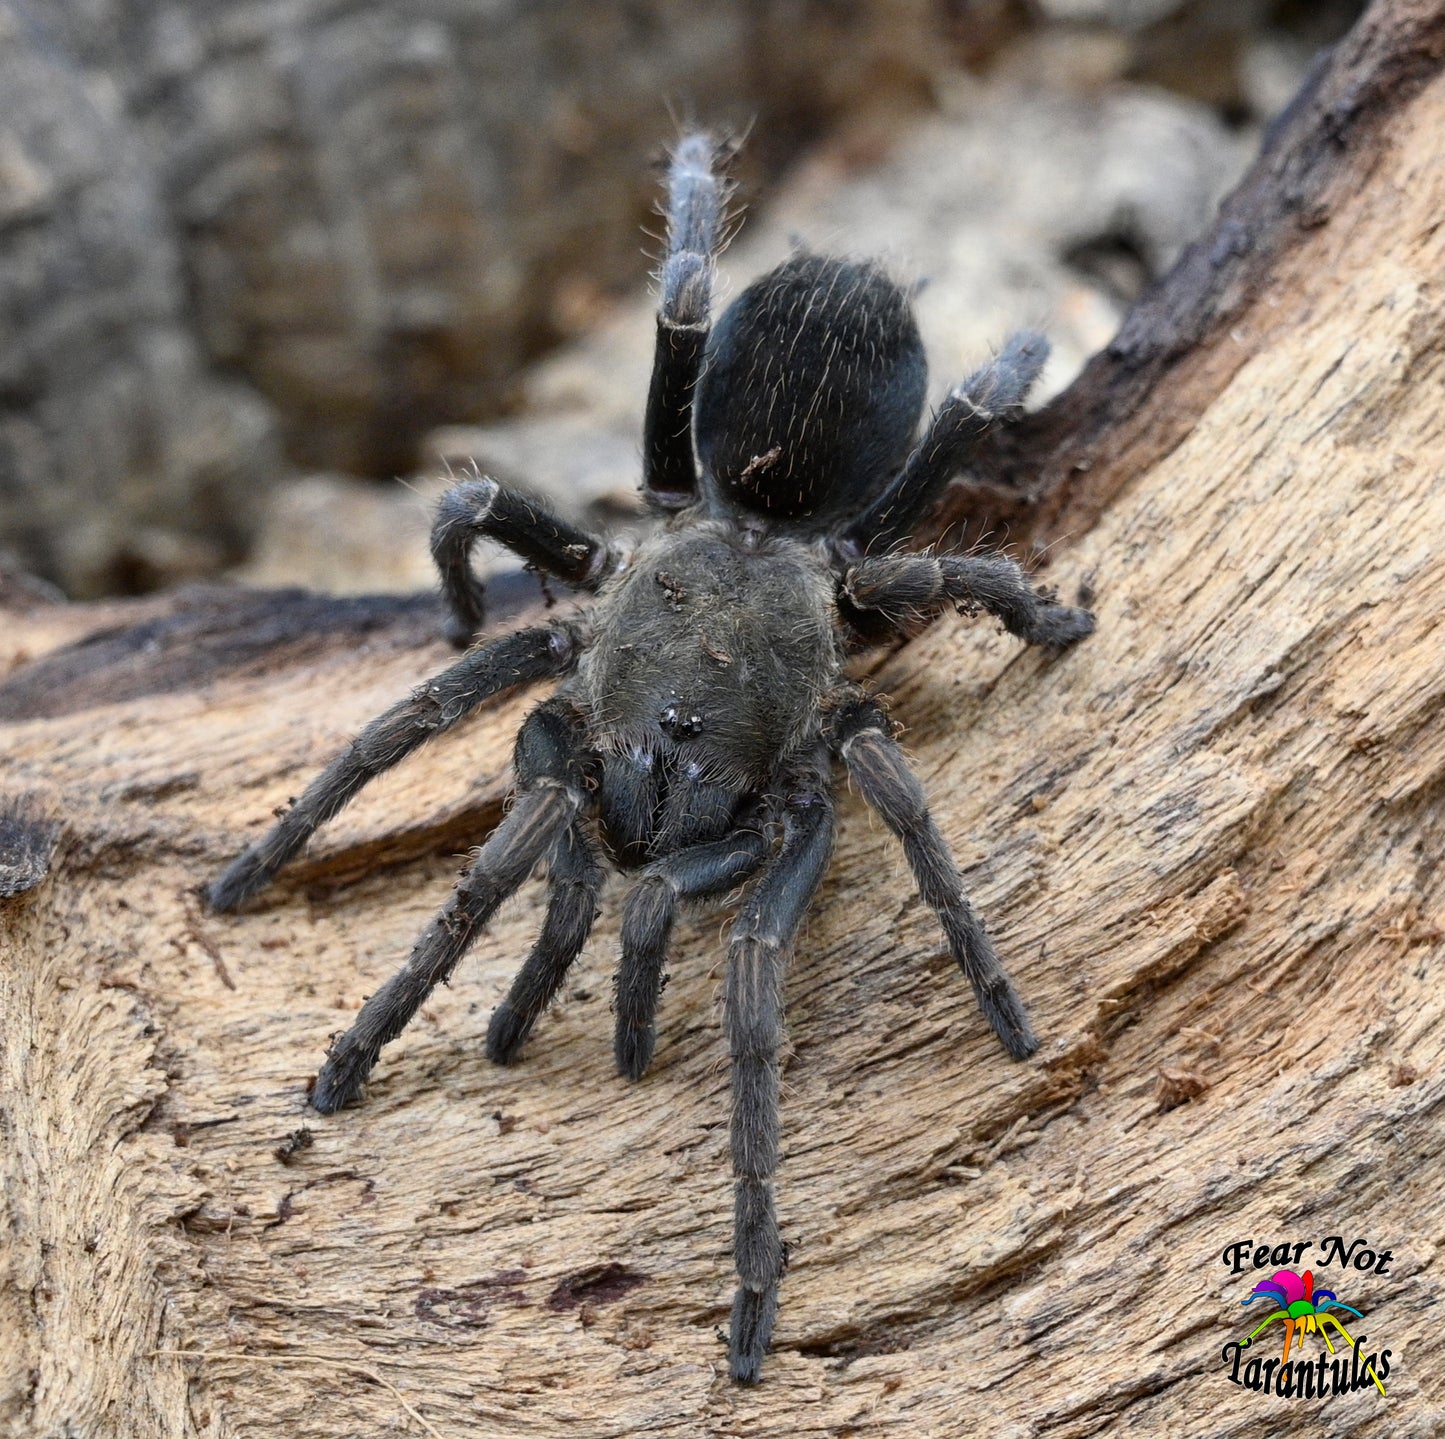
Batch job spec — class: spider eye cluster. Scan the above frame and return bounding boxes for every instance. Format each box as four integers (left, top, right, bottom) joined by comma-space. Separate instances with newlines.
658, 701, 704, 738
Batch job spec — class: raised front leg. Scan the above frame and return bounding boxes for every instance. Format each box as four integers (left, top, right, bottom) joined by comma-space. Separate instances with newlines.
311, 698, 594, 1112
830, 696, 1037, 1060
724, 763, 834, 1384
431, 476, 617, 646
643, 132, 731, 509
843, 551, 1095, 648
841, 330, 1049, 555
208, 623, 580, 912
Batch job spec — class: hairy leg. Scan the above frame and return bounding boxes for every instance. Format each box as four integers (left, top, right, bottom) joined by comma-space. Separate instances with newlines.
430, 476, 617, 645
841, 330, 1049, 555
830, 697, 1037, 1060
843, 551, 1094, 647
726, 763, 834, 1384
485, 819, 605, 1064
643, 132, 731, 509
311, 699, 594, 1112
614, 825, 770, 1081
209, 623, 580, 912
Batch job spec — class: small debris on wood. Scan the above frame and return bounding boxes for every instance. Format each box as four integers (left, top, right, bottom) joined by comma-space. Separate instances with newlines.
172, 1115, 241, 1148
274, 1127, 315, 1165
0, 795, 60, 899
1155, 1066, 1212, 1112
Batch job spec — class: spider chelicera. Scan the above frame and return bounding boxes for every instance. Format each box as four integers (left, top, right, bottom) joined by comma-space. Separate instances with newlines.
208, 132, 1095, 1383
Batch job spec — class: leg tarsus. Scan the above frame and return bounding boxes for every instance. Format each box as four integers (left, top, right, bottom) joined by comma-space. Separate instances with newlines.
962, 329, 1050, 414
729, 1283, 778, 1385
310, 1032, 376, 1114
483, 1000, 527, 1066
613, 1015, 657, 1083
1024, 600, 1095, 649
951, 904, 1037, 1060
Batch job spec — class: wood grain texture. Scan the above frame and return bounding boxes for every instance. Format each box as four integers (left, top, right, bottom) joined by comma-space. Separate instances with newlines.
3, 7, 1444, 1435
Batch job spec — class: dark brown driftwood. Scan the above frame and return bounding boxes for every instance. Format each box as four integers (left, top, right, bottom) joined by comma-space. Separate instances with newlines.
2, 3, 1444, 1434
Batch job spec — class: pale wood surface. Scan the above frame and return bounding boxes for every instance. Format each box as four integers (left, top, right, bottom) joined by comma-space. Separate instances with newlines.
4, 9, 1445, 1436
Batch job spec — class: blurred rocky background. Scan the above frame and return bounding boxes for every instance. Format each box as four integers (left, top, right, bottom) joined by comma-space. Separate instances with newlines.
0, 0, 1363, 601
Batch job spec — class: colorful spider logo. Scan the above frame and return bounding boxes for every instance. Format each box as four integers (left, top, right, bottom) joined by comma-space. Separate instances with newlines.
1240, 1269, 1385, 1395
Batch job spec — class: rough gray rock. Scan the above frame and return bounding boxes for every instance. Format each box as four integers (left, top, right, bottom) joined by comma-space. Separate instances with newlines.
20, 0, 943, 464
0, 2, 279, 598
1028, 0, 1364, 111
1, 0, 945, 595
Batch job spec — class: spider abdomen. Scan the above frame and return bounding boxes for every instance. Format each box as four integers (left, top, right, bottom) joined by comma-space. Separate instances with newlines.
695, 253, 926, 525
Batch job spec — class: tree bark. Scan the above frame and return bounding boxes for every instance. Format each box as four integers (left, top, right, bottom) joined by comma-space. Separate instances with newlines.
3, 2, 1444, 1434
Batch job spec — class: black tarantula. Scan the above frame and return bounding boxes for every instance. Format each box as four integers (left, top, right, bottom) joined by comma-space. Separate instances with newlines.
209, 133, 1094, 1383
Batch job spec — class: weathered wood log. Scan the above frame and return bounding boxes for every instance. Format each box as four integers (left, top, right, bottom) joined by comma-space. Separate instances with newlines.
3, 2, 1444, 1433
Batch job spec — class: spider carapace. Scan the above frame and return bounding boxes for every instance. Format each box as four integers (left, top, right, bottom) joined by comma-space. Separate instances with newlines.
209, 132, 1094, 1383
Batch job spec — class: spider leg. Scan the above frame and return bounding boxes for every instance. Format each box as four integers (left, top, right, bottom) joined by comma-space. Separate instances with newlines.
830, 696, 1036, 1059
485, 818, 605, 1065
1245, 1310, 1287, 1344
209, 623, 580, 912
1319, 1316, 1385, 1393
431, 477, 618, 645
615, 824, 771, 1081
842, 552, 1094, 649
841, 330, 1049, 556
312, 698, 593, 1113
644, 132, 730, 510
726, 761, 835, 1384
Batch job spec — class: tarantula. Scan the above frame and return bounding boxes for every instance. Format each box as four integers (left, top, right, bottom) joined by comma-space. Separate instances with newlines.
209, 133, 1094, 1383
